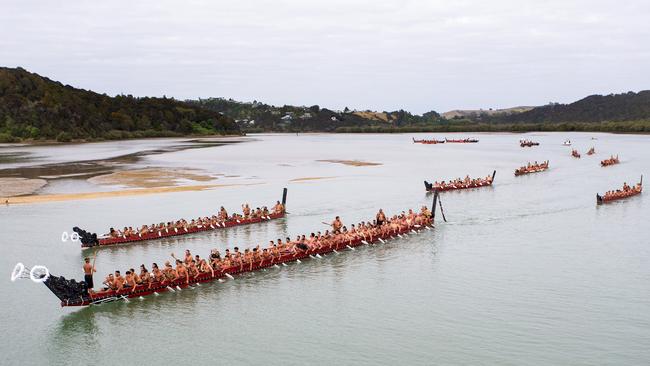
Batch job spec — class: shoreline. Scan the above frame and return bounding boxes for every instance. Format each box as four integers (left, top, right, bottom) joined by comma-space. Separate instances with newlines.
4, 131, 650, 147
0, 133, 247, 146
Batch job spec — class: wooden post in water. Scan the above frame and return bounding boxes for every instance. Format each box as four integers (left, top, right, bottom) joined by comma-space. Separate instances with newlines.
282, 188, 288, 207
431, 189, 439, 223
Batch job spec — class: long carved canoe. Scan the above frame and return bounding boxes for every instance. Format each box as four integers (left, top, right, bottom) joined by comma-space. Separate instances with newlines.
601, 156, 620, 167
75, 189, 288, 248
514, 161, 549, 176
445, 138, 478, 143
597, 176, 643, 205
413, 138, 445, 144
424, 170, 496, 192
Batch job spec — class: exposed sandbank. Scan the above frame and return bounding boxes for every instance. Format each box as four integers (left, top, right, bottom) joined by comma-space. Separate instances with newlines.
317, 159, 382, 166
0, 177, 48, 197
88, 168, 217, 188
1, 183, 257, 205
289, 176, 337, 182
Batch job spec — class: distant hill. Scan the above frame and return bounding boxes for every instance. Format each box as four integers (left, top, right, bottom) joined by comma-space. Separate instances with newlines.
191, 92, 650, 133
442, 106, 534, 119
490, 91, 650, 124
0, 67, 239, 142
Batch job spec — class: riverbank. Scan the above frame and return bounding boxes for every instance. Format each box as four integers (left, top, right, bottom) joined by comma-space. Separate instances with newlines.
0, 133, 246, 145
333, 120, 650, 134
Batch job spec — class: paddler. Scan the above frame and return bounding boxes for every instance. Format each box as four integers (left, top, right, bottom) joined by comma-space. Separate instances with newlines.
102, 273, 115, 291
184, 249, 193, 265
173, 259, 189, 285
113, 270, 125, 292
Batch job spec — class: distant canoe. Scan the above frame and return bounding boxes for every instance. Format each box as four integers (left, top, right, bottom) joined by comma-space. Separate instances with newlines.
515, 161, 549, 176
413, 138, 445, 144
425, 170, 496, 192
445, 138, 479, 143
597, 176, 642, 205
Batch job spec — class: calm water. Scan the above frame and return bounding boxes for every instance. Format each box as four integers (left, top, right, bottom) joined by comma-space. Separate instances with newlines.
1, 133, 649, 365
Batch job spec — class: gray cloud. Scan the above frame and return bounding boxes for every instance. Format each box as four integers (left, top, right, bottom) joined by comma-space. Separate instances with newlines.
1, 0, 649, 113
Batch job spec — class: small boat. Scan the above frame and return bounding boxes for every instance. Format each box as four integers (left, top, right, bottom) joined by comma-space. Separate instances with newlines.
413, 138, 445, 144
563, 139, 572, 146
571, 149, 581, 158
33, 212, 434, 307
597, 176, 642, 204
601, 155, 620, 167
520, 140, 539, 147
424, 170, 496, 192
76, 189, 288, 248
445, 138, 479, 143
586, 147, 595, 155
514, 161, 549, 176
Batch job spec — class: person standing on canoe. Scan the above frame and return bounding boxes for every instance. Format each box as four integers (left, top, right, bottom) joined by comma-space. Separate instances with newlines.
376, 209, 386, 226
83, 256, 96, 296
421, 205, 432, 219
219, 206, 228, 221
273, 200, 285, 214
331, 216, 343, 234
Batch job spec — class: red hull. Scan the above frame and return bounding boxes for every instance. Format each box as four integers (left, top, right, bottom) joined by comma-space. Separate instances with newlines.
429, 181, 493, 191
60, 220, 432, 307
598, 189, 642, 203
445, 138, 478, 143
413, 138, 444, 144
601, 160, 619, 167
514, 167, 548, 176
89, 212, 285, 248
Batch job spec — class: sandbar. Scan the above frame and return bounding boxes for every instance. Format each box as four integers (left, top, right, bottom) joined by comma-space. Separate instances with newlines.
290, 176, 337, 182
88, 168, 216, 188
1, 183, 256, 205
317, 159, 381, 167
0, 177, 48, 197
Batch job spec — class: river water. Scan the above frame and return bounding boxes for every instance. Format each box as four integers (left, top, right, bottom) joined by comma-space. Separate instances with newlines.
1, 133, 649, 365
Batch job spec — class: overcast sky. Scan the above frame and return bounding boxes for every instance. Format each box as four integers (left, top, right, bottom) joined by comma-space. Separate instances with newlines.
1, 0, 649, 113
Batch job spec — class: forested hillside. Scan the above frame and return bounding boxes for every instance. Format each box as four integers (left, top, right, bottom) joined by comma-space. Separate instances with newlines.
481, 91, 650, 132
0, 67, 240, 142
188, 98, 441, 132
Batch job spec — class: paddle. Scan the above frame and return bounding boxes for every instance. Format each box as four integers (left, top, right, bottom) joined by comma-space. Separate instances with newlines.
438, 193, 447, 222
91, 250, 98, 272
